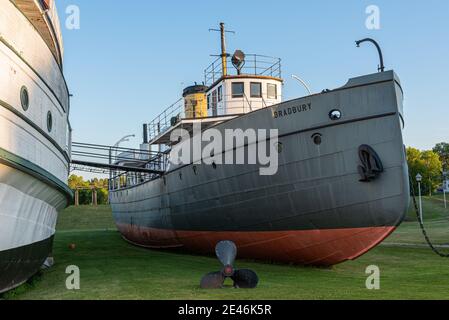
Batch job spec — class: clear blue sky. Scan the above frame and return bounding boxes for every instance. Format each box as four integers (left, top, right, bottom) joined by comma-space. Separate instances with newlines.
58, 0, 449, 151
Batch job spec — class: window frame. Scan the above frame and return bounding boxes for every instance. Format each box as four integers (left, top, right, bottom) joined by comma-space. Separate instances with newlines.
231, 82, 245, 98
267, 83, 277, 99
217, 86, 223, 102
212, 90, 218, 109
250, 82, 262, 98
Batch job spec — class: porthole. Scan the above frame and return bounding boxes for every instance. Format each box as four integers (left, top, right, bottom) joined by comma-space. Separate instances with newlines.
20, 86, 29, 111
47, 111, 53, 132
312, 133, 322, 145
275, 142, 283, 154
329, 109, 342, 121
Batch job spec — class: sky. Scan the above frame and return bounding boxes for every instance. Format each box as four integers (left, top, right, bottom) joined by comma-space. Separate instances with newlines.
57, 0, 449, 152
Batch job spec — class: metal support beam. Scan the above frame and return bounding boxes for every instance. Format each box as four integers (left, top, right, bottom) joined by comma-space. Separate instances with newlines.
71, 160, 163, 175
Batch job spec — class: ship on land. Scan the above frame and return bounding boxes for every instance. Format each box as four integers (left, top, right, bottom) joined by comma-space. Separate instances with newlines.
109, 23, 410, 266
0, 0, 72, 293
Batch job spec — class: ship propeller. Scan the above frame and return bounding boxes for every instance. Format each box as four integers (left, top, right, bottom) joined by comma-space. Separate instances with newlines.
200, 240, 259, 289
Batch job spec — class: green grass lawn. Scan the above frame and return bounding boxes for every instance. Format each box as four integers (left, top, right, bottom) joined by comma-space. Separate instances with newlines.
55, 205, 117, 231
2, 198, 449, 300
385, 196, 449, 245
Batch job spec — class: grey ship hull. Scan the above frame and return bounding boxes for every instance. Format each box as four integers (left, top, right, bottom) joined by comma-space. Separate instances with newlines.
110, 71, 410, 266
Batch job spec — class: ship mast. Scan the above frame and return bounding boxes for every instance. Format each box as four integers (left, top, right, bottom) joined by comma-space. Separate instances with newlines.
210, 22, 235, 78
220, 23, 227, 77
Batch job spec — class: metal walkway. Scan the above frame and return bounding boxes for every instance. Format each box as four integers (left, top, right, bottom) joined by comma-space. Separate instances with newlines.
70, 142, 166, 175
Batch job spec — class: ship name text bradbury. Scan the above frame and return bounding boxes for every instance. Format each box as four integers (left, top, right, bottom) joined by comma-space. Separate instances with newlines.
273, 103, 312, 119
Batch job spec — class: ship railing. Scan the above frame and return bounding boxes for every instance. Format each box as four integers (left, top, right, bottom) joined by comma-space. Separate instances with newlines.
70, 142, 168, 185
204, 54, 282, 86
110, 171, 154, 191
147, 98, 184, 144
71, 142, 158, 166
109, 150, 170, 191
146, 93, 280, 144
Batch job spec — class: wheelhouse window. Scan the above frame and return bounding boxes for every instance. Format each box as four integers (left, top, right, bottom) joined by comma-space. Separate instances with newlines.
250, 82, 262, 98
217, 86, 223, 102
207, 94, 211, 110
212, 90, 218, 110
232, 82, 244, 98
267, 83, 277, 99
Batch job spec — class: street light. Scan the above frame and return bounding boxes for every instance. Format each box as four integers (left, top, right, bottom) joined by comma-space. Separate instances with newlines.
416, 173, 423, 224
355, 38, 385, 73
112, 134, 136, 163
443, 175, 447, 210
443, 186, 447, 209
109, 134, 135, 191
291, 75, 312, 95
114, 134, 136, 149
108, 134, 136, 165
442, 170, 448, 209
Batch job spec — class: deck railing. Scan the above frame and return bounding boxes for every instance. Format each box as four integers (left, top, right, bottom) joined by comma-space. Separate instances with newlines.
70, 142, 169, 188
204, 54, 281, 86
109, 150, 170, 191
147, 98, 184, 143
146, 93, 280, 144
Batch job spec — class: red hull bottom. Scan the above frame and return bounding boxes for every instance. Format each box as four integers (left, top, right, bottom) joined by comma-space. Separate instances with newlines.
116, 224, 396, 266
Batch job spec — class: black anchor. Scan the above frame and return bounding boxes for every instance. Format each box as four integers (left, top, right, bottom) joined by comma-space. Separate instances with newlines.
358, 145, 384, 182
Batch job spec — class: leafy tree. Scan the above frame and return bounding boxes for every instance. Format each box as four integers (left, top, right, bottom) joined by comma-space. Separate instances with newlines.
407, 147, 442, 196
433, 142, 449, 172
68, 175, 109, 205
68, 175, 88, 189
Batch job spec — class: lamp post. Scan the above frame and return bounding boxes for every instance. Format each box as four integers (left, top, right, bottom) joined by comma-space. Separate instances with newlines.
416, 173, 423, 223
291, 75, 312, 95
112, 134, 136, 163
443, 177, 447, 209
109, 134, 135, 191
113, 134, 136, 150
444, 187, 447, 210
355, 38, 385, 73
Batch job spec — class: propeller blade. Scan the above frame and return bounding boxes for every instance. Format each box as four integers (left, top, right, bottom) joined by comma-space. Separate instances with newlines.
232, 269, 259, 289
200, 271, 225, 289
215, 241, 237, 267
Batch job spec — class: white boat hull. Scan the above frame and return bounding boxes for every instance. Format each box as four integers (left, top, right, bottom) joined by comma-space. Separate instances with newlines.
0, 0, 71, 293
0, 162, 68, 293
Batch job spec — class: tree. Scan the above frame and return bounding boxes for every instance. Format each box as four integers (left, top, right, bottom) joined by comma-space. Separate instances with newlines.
407, 147, 442, 196
433, 142, 449, 172
68, 174, 88, 190
421, 150, 443, 196
68, 175, 109, 205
